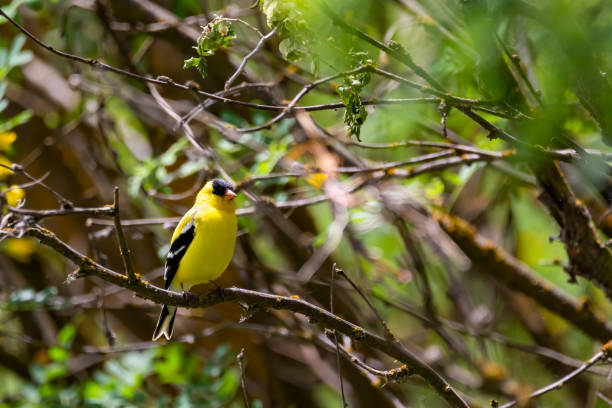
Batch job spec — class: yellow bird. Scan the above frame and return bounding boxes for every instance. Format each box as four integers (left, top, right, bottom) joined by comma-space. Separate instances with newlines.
153, 179, 238, 341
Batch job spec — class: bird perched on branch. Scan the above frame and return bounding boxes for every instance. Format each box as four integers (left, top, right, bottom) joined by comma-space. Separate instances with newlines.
153, 179, 238, 341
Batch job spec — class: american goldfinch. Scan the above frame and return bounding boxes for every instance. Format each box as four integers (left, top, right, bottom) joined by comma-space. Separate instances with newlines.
153, 179, 238, 341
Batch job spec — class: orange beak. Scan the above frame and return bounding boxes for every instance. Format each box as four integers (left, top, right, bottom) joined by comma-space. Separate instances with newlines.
223, 189, 237, 200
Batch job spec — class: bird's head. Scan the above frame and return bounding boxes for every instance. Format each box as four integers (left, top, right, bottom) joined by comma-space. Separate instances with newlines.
196, 179, 237, 210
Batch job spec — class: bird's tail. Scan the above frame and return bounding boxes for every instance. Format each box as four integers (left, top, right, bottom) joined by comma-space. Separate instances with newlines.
152, 305, 177, 341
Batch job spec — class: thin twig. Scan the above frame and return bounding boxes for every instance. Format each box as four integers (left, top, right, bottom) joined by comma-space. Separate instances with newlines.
237, 348, 251, 408
108, 8, 257, 33
225, 23, 280, 90
7, 203, 115, 220
0, 163, 73, 207
87, 154, 495, 228
331, 263, 348, 407
0, 10, 458, 122
372, 67, 493, 108
596, 392, 612, 406
180, 82, 275, 128
3, 171, 51, 192
376, 294, 610, 376
0, 10, 320, 113
99, 296, 116, 347
214, 16, 264, 38
336, 268, 395, 342
321, 3, 444, 90
234, 66, 365, 133
435, 211, 612, 343
297, 203, 349, 281
319, 331, 410, 385
495, 33, 542, 106
321, 4, 599, 166
147, 84, 213, 158
346, 139, 513, 157
337, 149, 458, 173
112, 187, 137, 282
498, 342, 611, 408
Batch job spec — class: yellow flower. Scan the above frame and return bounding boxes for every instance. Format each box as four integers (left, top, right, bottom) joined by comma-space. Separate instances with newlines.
4, 185, 25, 207
0, 132, 16, 151
0, 156, 12, 180
2, 238, 37, 263
305, 172, 327, 189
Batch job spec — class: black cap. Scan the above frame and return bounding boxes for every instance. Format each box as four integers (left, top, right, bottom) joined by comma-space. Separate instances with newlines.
212, 179, 234, 197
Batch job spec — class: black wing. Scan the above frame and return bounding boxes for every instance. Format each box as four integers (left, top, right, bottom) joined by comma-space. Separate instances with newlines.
164, 220, 195, 289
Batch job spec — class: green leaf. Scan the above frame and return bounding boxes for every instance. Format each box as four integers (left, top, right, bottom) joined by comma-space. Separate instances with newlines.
183, 56, 202, 70
197, 21, 235, 52
261, 0, 310, 62
8, 37, 32, 67
154, 343, 191, 385
0, 110, 33, 133
215, 368, 239, 400
48, 346, 69, 363
42, 363, 67, 382
424, 177, 444, 200
158, 139, 188, 166
184, 20, 235, 79
169, 159, 206, 181
336, 51, 374, 140
0, 1, 39, 23
279, 37, 306, 61
128, 138, 194, 195
82, 381, 109, 400
0, 98, 8, 114
57, 323, 76, 348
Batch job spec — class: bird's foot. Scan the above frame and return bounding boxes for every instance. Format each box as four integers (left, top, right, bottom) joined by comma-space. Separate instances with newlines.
181, 282, 189, 300
211, 281, 224, 300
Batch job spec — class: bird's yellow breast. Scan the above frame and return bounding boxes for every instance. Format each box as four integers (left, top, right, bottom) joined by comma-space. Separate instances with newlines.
171, 205, 237, 290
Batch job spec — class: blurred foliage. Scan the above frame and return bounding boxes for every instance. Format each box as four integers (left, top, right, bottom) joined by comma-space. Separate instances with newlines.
0, 35, 32, 133
1, 0, 612, 407
1, 323, 250, 408
0, 33, 28, 250
5, 286, 59, 311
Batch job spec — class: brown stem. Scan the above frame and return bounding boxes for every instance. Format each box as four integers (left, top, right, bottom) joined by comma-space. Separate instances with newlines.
112, 187, 137, 282
18, 226, 469, 408
435, 211, 612, 343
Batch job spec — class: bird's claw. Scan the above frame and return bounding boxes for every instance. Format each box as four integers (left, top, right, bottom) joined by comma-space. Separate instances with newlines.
211, 281, 224, 299
180, 283, 189, 299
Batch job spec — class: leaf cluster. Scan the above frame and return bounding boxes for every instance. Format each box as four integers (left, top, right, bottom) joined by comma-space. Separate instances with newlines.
337, 52, 374, 140
184, 20, 236, 79
262, 0, 310, 61
5, 328, 253, 408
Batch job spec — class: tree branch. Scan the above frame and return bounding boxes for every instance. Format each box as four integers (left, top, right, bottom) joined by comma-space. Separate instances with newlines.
13, 225, 469, 408
498, 342, 611, 408
225, 23, 280, 90
533, 161, 612, 300
434, 212, 612, 343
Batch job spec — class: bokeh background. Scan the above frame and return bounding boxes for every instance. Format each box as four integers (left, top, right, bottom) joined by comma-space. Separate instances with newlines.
2, 0, 612, 407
